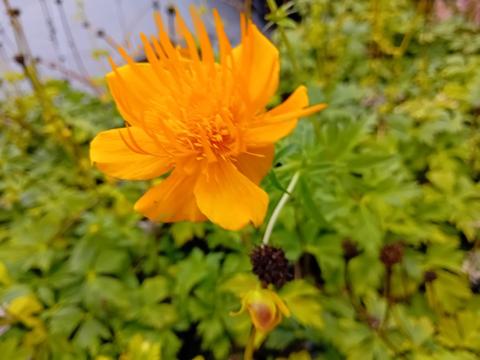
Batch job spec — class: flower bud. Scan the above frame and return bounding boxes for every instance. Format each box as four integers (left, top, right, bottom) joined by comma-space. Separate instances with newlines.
233, 288, 290, 334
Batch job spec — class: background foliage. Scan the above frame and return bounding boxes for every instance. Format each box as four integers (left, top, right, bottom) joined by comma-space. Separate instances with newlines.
1, 0, 480, 359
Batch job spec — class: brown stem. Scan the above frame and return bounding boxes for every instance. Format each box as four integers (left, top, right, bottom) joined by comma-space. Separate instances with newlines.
2, 0, 56, 126
381, 266, 393, 329
344, 259, 364, 315
245, 0, 253, 20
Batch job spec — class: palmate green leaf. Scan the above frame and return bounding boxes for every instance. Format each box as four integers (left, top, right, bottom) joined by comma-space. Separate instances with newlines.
95, 249, 130, 275
305, 233, 344, 291
0, 337, 32, 360
426, 270, 472, 314
49, 306, 84, 337
280, 280, 323, 329
314, 111, 369, 161
140, 276, 171, 304
297, 174, 324, 223
437, 311, 480, 351
414, 349, 478, 360
138, 304, 177, 331
119, 334, 161, 360
83, 276, 131, 312
74, 318, 110, 354
220, 273, 259, 298
170, 250, 218, 297
170, 223, 205, 247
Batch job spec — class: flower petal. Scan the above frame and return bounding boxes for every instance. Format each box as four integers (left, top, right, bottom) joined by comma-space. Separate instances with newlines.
134, 169, 206, 222
244, 85, 313, 146
106, 63, 163, 126
235, 145, 274, 185
232, 23, 279, 112
90, 127, 172, 180
194, 160, 268, 230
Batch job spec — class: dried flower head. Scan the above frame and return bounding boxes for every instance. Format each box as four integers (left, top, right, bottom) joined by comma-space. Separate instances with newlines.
424, 270, 437, 283
342, 239, 360, 261
380, 242, 404, 267
250, 245, 292, 288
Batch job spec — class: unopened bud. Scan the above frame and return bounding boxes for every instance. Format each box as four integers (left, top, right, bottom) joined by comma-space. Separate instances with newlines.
233, 288, 290, 334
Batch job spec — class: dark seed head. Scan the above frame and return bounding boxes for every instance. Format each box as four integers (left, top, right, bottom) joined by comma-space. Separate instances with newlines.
13, 54, 25, 66
152, 1, 160, 10
96, 29, 105, 38
424, 270, 437, 283
55, 0, 62, 5
342, 239, 361, 261
166, 5, 176, 16
82, 21, 90, 28
380, 242, 404, 267
367, 314, 381, 330
7, 8, 20, 17
250, 245, 292, 289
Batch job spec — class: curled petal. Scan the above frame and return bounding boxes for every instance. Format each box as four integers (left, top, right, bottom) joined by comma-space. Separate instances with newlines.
90, 127, 172, 180
245, 86, 326, 146
232, 23, 279, 113
194, 160, 268, 230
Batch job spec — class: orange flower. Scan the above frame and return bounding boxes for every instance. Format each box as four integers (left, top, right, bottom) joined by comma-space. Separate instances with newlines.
90, 8, 326, 230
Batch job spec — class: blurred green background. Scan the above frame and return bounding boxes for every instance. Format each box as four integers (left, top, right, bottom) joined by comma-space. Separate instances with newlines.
1, 0, 480, 359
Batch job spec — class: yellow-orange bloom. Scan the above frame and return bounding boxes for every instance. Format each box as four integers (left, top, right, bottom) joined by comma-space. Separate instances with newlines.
233, 288, 290, 335
90, 9, 326, 230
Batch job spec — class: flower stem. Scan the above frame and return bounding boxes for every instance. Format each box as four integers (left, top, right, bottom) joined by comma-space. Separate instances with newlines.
243, 327, 256, 360
262, 171, 300, 245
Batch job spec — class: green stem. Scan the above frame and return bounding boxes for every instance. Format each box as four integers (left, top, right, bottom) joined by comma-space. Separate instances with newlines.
243, 327, 256, 360
262, 171, 300, 245
278, 27, 299, 74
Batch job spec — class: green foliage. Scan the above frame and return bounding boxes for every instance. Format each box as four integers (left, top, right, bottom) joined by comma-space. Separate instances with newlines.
1, 0, 480, 358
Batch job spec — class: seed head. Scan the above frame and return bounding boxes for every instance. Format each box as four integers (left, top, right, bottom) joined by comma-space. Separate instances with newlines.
13, 54, 25, 66
250, 245, 292, 288
424, 270, 437, 283
7, 8, 20, 17
380, 242, 404, 267
342, 239, 360, 261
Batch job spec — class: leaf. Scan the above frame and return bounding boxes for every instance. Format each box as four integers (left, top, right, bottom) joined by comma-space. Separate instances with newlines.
220, 273, 259, 298
119, 334, 161, 360
170, 223, 205, 247
138, 304, 177, 330
50, 306, 84, 337
280, 280, 323, 329
7, 294, 43, 328
141, 276, 171, 304
95, 249, 129, 275
426, 270, 472, 313
74, 318, 110, 353
0, 262, 11, 285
